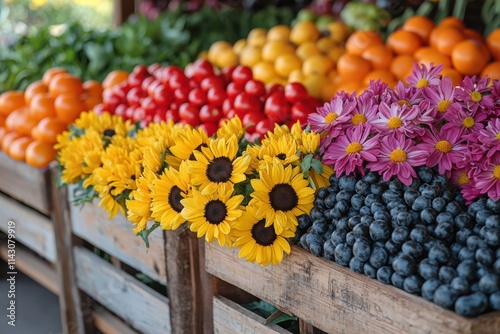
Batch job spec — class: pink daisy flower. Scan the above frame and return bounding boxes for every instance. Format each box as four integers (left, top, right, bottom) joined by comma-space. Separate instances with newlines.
386, 81, 424, 107
455, 76, 494, 113
346, 94, 378, 129
363, 80, 389, 102
449, 167, 481, 204
442, 107, 487, 134
323, 124, 380, 176
473, 153, 500, 201
371, 102, 424, 138
419, 126, 468, 176
407, 62, 443, 89
308, 96, 355, 136
477, 118, 500, 158
367, 132, 429, 186
423, 76, 461, 119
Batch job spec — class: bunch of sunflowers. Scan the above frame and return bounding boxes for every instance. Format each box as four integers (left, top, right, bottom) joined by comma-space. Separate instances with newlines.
56, 112, 332, 266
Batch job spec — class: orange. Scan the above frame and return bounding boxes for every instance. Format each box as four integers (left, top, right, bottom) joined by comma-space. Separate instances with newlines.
481, 61, 500, 80
102, 70, 129, 90
440, 67, 463, 87
402, 15, 435, 44
438, 16, 466, 30
390, 54, 416, 81
0, 91, 26, 116
83, 80, 103, 98
418, 51, 452, 69
1, 131, 24, 153
432, 26, 467, 57
32, 117, 67, 145
8, 136, 33, 162
451, 39, 490, 76
362, 44, 394, 70
54, 93, 87, 124
25, 140, 56, 168
486, 28, 500, 61
29, 93, 57, 121
327, 21, 351, 44
387, 30, 423, 55
48, 73, 84, 97
345, 30, 383, 56
363, 69, 397, 87
337, 53, 372, 82
24, 81, 48, 105
42, 67, 67, 86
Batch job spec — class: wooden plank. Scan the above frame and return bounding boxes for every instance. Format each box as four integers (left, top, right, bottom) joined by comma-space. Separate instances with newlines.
0, 193, 57, 262
94, 307, 139, 334
206, 243, 500, 334
213, 296, 291, 334
68, 186, 166, 284
0, 151, 51, 215
74, 246, 171, 334
0, 242, 58, 295
113, 0, 135, 26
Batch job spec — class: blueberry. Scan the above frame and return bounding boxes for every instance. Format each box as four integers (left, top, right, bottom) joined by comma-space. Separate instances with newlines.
420, 208, 437, 225
369, 247, 388, 268
413, 196, 431, 212
396, 211, 413, 227
489, 291, 500, 310
467, 235, 487, 251
363, 172, 379, 184
419, 258, 440, 280
339, 175, 357, 192
359, 206, 372, 217
371, 202, 386, 214
360, 215, 374, 225
352, 222, 370, 239
384, 240, 400, 256
328, 174, 339, 185
365, 194, 382, 207
494, 258, 500, 274
454, 292, 488, 317
432, 174, 448, 186
457, 260, 477, 280
337, 217, 350, 231
355, 180, 370, 196
407, 177, 421, 190
317, 187, 328, 199
428, 245, 451, 263
402, 240, 424, 259
346, 232, 356, 246
438, 266, 457, 284
476, 248, 495, 267
311, 219, 328, 235
386, 199, 405, 210
404, 275, 424, 294
334, 243, 353, 267
479, 273, 499, 294
433, 284, 458, 309
323, 240, 336, 261
455, 228, 473, 245
446, 201, 463, 217
432, 197, 447, 213
442, 190, 455, 202
486, 198, 500, 214
377, 266, 393, 284
297, 214, 312, 230
410, 225, 428, 243
324, 193, 337, 209
334, 199, 350, 216
409, 211, 421, 225
467, 198, 487, 217
336, 190, 354, 203
353, 237, 372, 262
450, 243, 463, 257
382, 190, 402, 204
299, 233, 309, 250
314, 197, 325, 208
347, 216, 362, 230
392, 226, 409, 244
331, 229, 348, 246
486, 215, 500, 229
422, 278, 441, 301
436, 211, 454, 225
434, 222, 454, 240
373, 210, 391, 223
391, 204, 409, 217
349, 257, 365, 274
392, 254, 416, 277
310, 207, 324, 220
351, 194, 365, 210
454, 213, 472, 229
470, 283, 480, 293
309, 241, 323, 256
404, 189, 420, 206
391, 272, 405, 289
451, 276, 470, 295
458, 247, 475, 261
370, 182, 388, 196
364, 263, 377, 278
421, 185, 442, 199
476, 209, 492, 225
370, 220, 392, 241
417, 167, 434, 183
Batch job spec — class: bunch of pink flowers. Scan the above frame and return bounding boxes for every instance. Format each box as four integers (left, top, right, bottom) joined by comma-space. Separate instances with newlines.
308, 63, 500, 203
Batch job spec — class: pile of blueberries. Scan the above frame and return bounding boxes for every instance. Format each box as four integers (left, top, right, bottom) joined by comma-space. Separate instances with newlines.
294, 167, 500, 317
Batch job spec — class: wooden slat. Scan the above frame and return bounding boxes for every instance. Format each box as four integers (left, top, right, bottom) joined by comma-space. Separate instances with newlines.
0, 243, 58, 295
0, 193, 57, 262
68, 187, 166, 284
0, 151, 51, 215
113, 0, 135, 26
94, 307, 139, 334
74, 246, 171, 334
206, 243, 500, 334
213, 296, 291, 334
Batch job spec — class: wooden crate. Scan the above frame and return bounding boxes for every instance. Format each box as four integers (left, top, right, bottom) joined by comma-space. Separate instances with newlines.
205, 242, 500, 334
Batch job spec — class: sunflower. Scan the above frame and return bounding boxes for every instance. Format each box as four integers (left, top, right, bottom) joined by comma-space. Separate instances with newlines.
261, 123, 291, 145
188, 135, 251, 196
126, 170, 157, 234
73, 111, 133, 139
233, 205, 293, 266
260, 134, 300, 169
217, 116, 245, 141
299, 130, 321, 155
181, 184, 244, 247
168, 125, 209, 170
150, 161, 192, 230
310, 163, 334, 189
135, 121, 176, 174
250, 161, 315, 234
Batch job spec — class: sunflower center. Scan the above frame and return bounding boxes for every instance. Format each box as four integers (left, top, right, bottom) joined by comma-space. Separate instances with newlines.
277, 153, 287, 160
206, 157, 233, 183
463, 116, 475, 128
204, 200, 227, 225
269, 184, 299, 211
494, 165, 500, 180
471, 91, 482, 102
345, 142, 363, 154
103, 129, 116, 137
168, 186, 183, 213
325, 112, 338, 124
388, 117, 402, 129
398, 100, 410, 107
251, 219, 277, 246
189, 143, 208, 160
458, 172, 470, 185
389, 149, 407, 162
437, 100, 451, 113
352, 114, 367, 125
417, 78, 429, 88
435, 140, 452, 153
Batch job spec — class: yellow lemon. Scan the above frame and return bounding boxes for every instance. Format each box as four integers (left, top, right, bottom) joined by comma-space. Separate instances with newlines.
296, 41, 322, 61
290, 20, 320, 45
240, 45, 262, 67
302, 54, 333, 76
267, 25, 291, 42
303, 73, 329, 99
252, 61, 277, 84
247, 28, 267, 47
233, 39, 247, 55
274, 53, 302, 78
261, 41, 295, 63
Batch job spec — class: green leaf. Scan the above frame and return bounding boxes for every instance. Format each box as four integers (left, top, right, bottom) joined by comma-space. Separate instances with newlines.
301, 154, 313, 178
270, 313, 297, 325
310, 159, 324, 175
138, 222, 161, 248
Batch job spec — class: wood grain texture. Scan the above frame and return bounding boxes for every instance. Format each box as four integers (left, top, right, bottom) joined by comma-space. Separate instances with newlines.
74, 246, 171, 334
206, 243, 500, 334
94, 307, 139, 334
213, 296, 291, 334
68, 186, 166, 284
0, 193, 56, 262
0, 151, 51, 215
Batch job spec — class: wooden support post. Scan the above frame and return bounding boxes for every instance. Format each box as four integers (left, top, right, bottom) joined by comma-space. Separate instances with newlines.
50, 164, 95, 334
113, 0, 136, 26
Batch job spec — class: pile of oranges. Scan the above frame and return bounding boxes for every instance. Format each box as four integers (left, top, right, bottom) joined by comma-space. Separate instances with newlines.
335, 16, 500, 93
205, 20, 351, 101
0, 68, 103, 168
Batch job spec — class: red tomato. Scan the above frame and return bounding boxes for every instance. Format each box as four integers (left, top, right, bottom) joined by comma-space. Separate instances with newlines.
178, 103, 200, 126
147, 63, 161, 75
242, 111, 265, 133
264, 91, 289, 123
255, 119, 274, 136
207, 87, 226, 106
127, 87, 145, 107
266, 83, 285, 97
188, 88, 207, 107
165, 109, 180, 123
291, 101, 314, 124
128, 68, 148, 87
285, 82, 309, 104
234, 92, 261, 118
201, 76, 225, 92
200, 105, 222, 123
226, 82, 243, 100
174, 87, 190, 104
141, 76, 157, 94
169, 71, 189, 91
132, 108, 147, 123
191, 59, 215, 83
199, 122, 218, 137
114, 104, 128, 119
245, 80, 266, 98
231, 66, 253, 86
141, 96, 157, 116
152, 84, 173, 107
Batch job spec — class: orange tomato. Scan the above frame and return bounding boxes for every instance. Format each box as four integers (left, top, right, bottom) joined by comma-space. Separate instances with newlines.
5, 107, 28, 132
0, 91, 26, 116
362, 44, 394, 70
451, 39, 490, 75
32, 117, 67, 145
432, 26, 467, 57
1, 131, 24, 153
390, 54, 416, 82
0, 127, 6, 146
8, 136, 33, 162
414, 47, 438, 61
83, 80, 104, 97
337, 53, 372, 82
363, 69, 397, 87
0, 113, 5, 127
54, 93, 87, 124
24, 80, 49, 105
387, 30, 423, 55
486, 28, 500, 61
48, 73, 84, 97
418, 51, 452, 69
102, 70, 129, 90
402, 15, 435, 44
42, 67, 68, 86
440, 67, 463, 87
438, 16, 466, 30
481, 61, 500, 80
29, 93, 57, 121
83, 95, 103, 110
464, 29, 485, 45
345, 30, 383, 56
25, 140, 56, 168
8, 107, 38, 136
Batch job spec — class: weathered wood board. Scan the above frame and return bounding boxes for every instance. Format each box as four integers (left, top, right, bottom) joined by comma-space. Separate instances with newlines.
206, 243, 500, 334
74, 246, 171, 334
0, 151, 51, 215
0, 193, 57, 262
